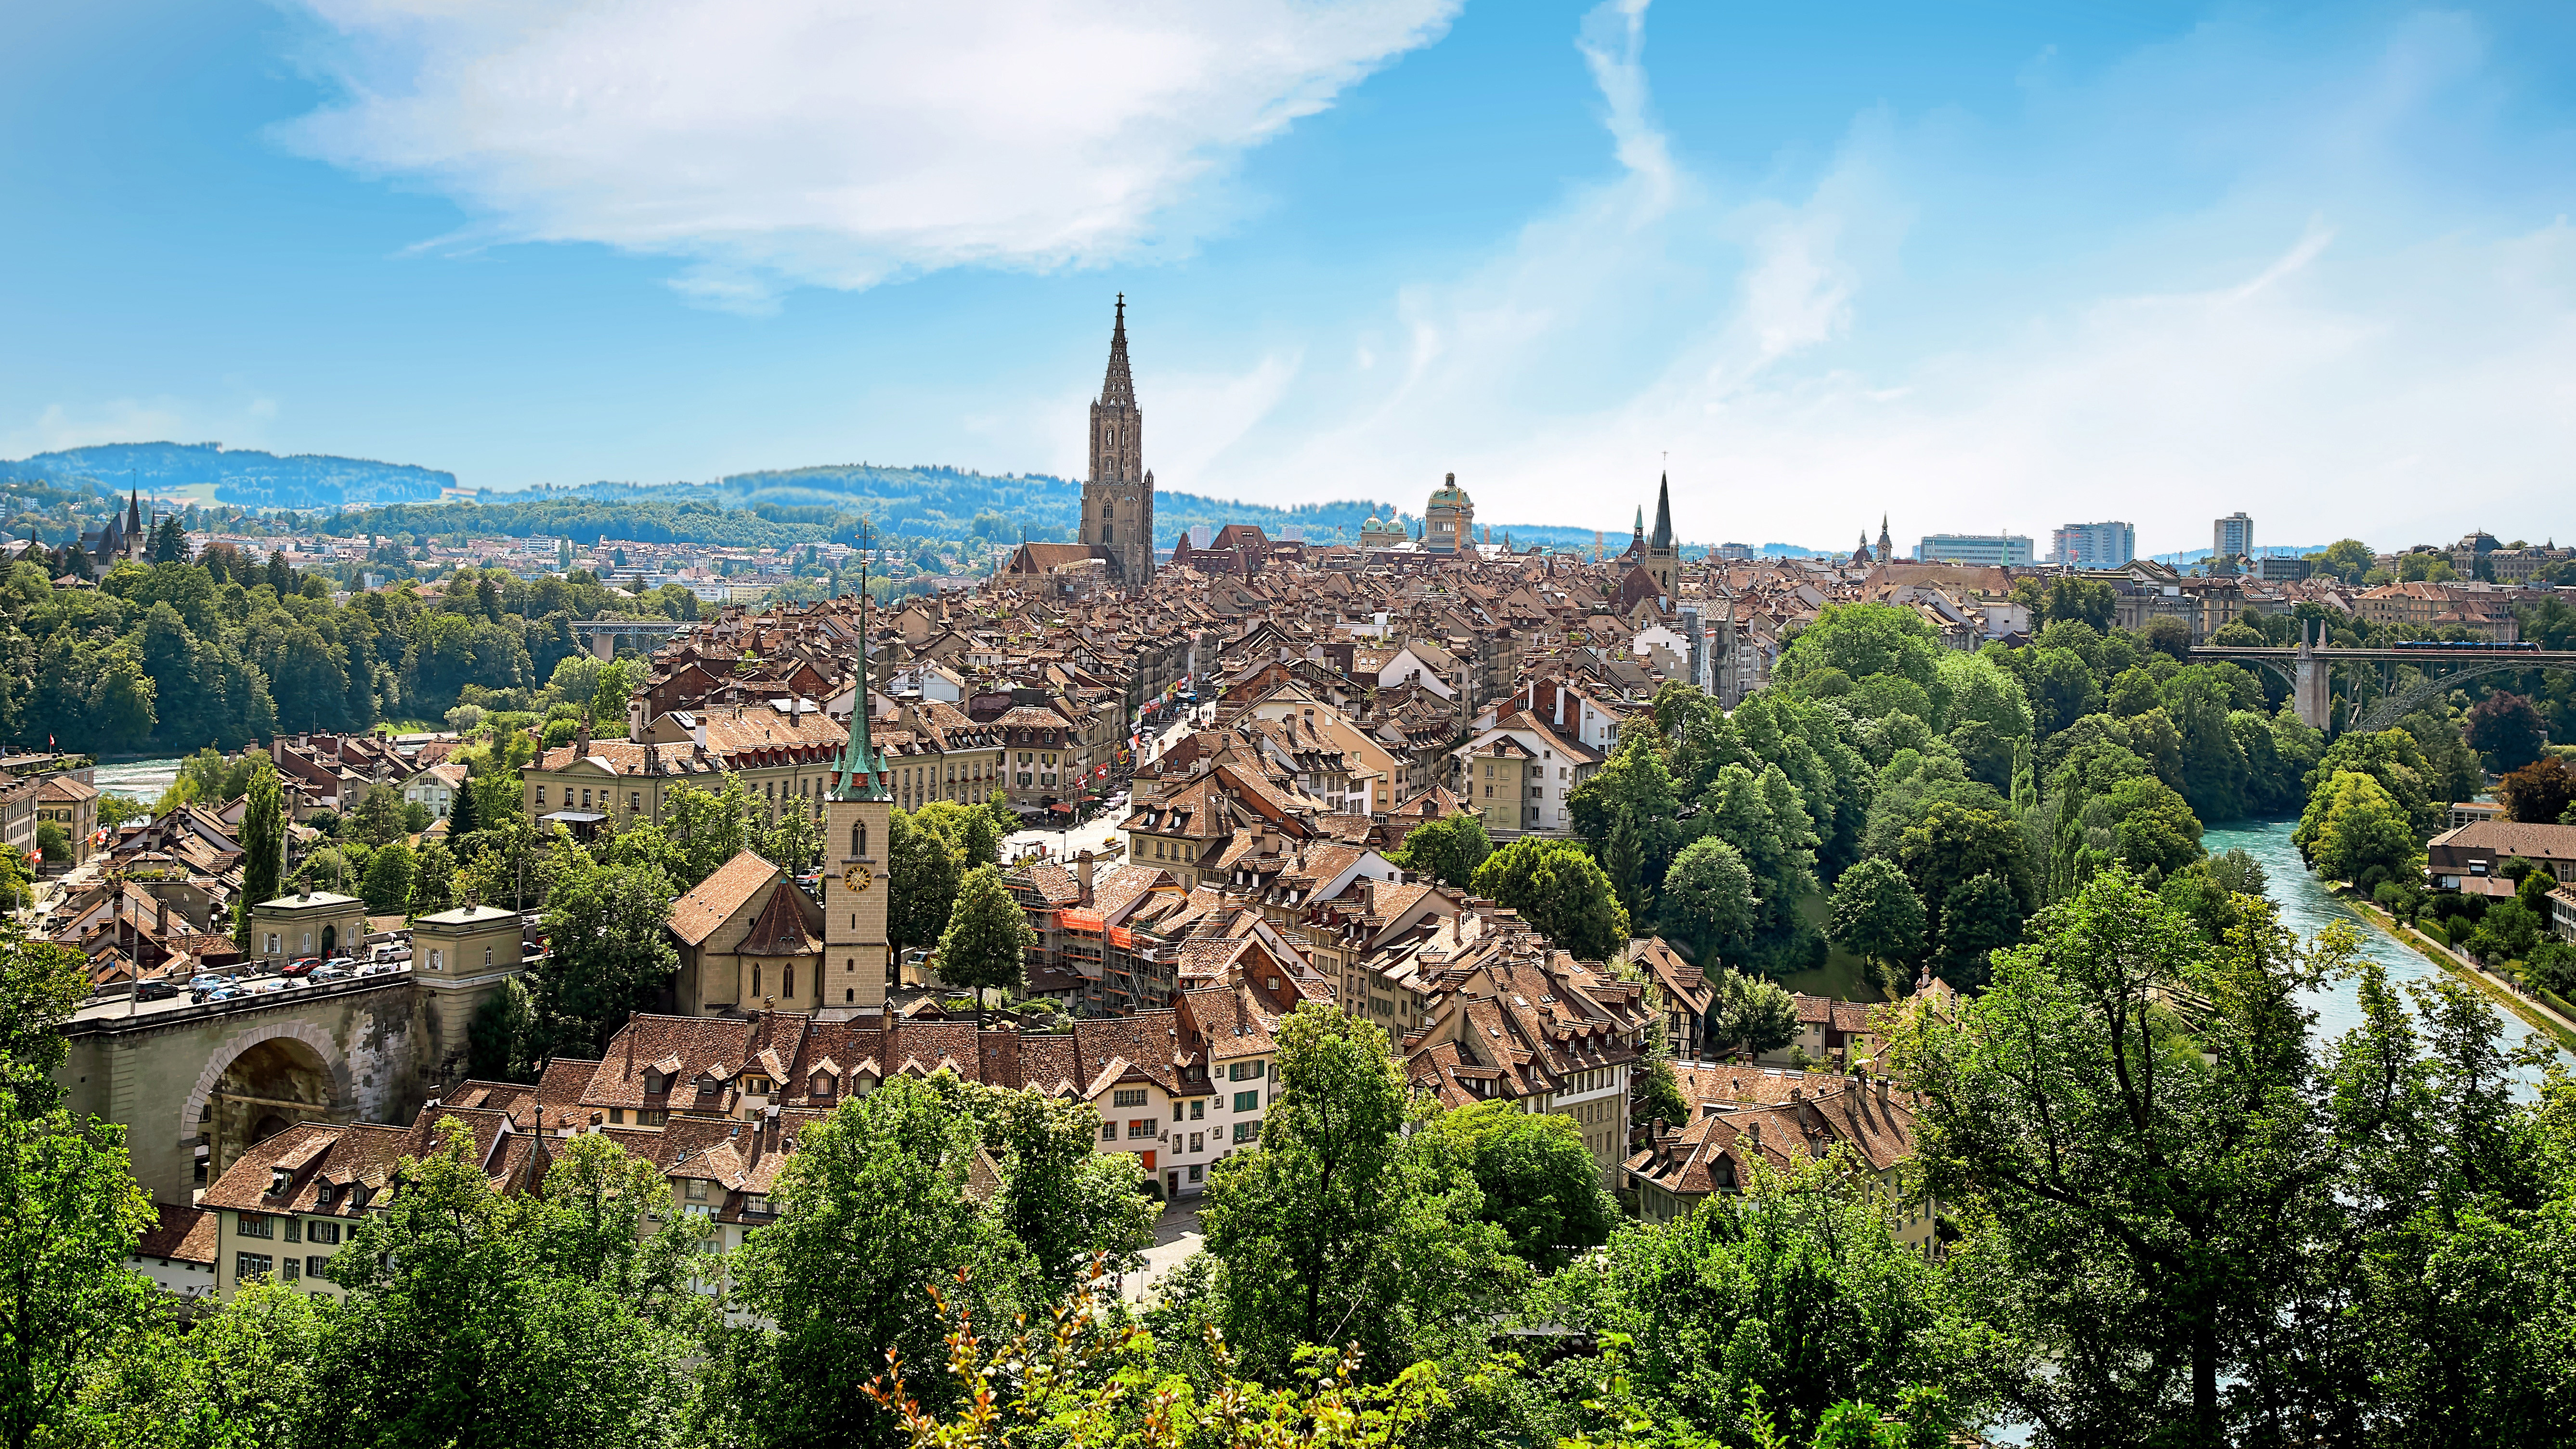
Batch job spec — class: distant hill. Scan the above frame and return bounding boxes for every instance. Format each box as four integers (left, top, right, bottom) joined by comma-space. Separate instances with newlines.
0, 442, 455, 509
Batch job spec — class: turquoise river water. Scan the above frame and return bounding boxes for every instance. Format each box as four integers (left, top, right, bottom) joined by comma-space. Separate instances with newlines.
2201, 817, 2567, 1087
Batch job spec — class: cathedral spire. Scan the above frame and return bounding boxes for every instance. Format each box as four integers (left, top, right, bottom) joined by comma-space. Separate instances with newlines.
1649, 472, 1674, 552
1099, 293, 1135, 409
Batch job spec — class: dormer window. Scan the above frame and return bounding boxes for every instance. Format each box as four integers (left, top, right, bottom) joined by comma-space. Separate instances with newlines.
642, 1071, 665, 1095
814, 1073, 836, 1098
316, 1184, 336, 1209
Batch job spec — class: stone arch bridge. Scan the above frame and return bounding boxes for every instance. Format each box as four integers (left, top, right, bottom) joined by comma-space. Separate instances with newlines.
56, 967, 511, 1205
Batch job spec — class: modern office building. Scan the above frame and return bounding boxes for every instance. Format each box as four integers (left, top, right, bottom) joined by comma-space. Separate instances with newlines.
1915, 533, 2036, 567
2213, 512, 2253, 560
2050, 521, 2136, 567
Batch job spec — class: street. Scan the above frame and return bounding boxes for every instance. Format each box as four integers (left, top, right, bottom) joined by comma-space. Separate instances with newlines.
1121, 1201, 1203, 1304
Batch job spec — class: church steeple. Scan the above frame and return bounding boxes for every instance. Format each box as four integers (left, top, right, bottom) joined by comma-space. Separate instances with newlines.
1877, 514, 1893, 562
1100, 293, 1135, 409
832, 547, 889, 802
1649, 473, 1674, 553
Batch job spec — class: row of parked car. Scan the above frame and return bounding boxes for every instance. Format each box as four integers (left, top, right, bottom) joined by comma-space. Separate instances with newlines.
142, 943, 415, 1005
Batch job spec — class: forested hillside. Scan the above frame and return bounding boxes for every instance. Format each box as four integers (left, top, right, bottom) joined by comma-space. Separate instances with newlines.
0, 442, 455, 509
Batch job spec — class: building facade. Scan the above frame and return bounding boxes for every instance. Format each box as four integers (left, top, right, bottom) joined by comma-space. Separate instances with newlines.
1914, 533, 2035, 566
2050, 520, 2136, 567
1424, 474, 1474, 554
2214, 511, 2254, 559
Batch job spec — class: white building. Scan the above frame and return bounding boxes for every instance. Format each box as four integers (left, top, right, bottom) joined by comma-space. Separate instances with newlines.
1914, 533, 2035, 567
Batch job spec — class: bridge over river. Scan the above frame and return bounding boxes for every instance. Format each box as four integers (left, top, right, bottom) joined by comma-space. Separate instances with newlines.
2189, 628, 2576, 732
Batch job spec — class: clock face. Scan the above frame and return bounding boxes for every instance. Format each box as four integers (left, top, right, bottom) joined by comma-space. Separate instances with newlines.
841, 862, 873, 893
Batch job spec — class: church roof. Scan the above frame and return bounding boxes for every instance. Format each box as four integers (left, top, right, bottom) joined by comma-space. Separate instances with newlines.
1650, 474, 1675, 553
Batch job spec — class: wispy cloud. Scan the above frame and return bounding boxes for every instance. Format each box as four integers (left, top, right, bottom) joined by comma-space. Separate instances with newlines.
279, 0, 1460, 311
1200, 2, 2576, 551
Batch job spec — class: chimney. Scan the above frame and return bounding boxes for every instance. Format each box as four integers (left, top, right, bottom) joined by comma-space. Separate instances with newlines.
1075, 850, 1096, 906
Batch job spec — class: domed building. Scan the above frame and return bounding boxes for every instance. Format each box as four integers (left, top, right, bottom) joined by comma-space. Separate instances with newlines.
1424, 473, 1474, 555
1359, 510, 1408, 550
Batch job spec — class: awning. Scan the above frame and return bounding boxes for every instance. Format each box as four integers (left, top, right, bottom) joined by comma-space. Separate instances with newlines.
1047, 802, 1074, 814
540, 810, 608, 824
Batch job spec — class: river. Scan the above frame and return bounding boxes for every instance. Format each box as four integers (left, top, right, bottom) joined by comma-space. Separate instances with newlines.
2202, 817, 2568, 1086
92, 757, 183, 803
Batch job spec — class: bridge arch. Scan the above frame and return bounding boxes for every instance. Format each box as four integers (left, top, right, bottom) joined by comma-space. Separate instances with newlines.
182, 1019, 354, 1185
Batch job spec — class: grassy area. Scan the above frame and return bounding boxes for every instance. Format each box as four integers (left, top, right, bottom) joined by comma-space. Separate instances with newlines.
1770, 892, 1886, 1002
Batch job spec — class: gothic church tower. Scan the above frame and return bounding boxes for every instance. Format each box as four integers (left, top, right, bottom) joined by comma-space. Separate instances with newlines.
1080, 296, 1155, 587
824, 613, 894, 1010
1645, 472, 1679, 598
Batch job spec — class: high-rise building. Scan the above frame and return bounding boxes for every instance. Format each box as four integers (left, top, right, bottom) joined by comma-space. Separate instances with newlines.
1914, 533, 2035, 567
2213, 512, 2253, 560
2050, 521, 2136, 567
1080, 296, 1155, 586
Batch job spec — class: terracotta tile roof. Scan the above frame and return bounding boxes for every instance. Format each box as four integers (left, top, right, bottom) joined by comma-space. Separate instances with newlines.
740, 881, 823, 956
668, 851, 785, 946
135, 1203, 218, 1264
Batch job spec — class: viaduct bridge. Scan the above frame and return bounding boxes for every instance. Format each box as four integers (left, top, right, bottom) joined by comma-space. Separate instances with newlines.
572, 618, 686, 660
2190, 627, 2576, 732
54, 965, 515, 1205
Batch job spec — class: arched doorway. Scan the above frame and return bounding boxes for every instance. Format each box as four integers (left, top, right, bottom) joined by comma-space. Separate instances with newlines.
320, 923, 338, 957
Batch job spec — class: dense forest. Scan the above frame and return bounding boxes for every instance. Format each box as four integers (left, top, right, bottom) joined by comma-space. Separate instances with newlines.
0, 441, 454, 509
0, 547, 695, 752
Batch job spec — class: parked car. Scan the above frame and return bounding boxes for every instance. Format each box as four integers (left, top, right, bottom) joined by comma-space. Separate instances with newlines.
187, 973, 227, 992
323, 957, 356, 974
280, 957, 323, 979
310, 965, 351, 983
195, 987, 240, 1003
134, 980, 179, 1002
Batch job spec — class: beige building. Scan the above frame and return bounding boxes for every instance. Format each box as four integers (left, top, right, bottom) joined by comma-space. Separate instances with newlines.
666, 850, 827, 1016
36, 774, 99, 865
245, 890, 368, 967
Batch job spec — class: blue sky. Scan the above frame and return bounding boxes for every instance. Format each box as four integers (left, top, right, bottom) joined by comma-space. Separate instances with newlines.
4, 0, 2572, 554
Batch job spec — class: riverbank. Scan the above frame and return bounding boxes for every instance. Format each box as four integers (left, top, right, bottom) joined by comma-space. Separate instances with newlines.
2340, 890, 2576, 1052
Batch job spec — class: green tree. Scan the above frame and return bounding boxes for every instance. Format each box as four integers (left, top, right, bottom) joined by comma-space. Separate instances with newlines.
717, 1076, 1026, 1449
1777, 604, 1948, 721
1708, 964, 1800, 1058
886, 809, 962, 953
2297, 770, 2424, 886
311, 1119, 700, 1449
0, 923, 86, 1110
236, 758, 285, 942
358, 839, 416, 914
1392, 810, 1492, 889
1828, 857, 1928, 983
0, 1098, 159, 1449
2502, 756, 2576, 824
983, 1088, 1156, 1297
535, 857, 679, 1057
1890, 869, 2374, 1448
73, 1280, 326, 1449
409, 838, 457, 915
2310, 538, 2375, 582
2043, 576, 2119, 633
1470, 838, 1631, 962
1568, 723, 1683, 917
931, 864, 1034, 1027
2304, 727, 2442, 838
1534, 1148, 1967, 1444
592, 655, 642, 729
1895, 800, 2036, 979
1935, 872, 2022, 989
1198, 1003, 1519, 1383
1661, 835, 1758, 963
1431, 1098, 1619, 1273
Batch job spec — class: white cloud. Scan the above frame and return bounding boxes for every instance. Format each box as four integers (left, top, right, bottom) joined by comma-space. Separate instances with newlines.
280, 0, 1460, 308
1199, 1, 2576, 554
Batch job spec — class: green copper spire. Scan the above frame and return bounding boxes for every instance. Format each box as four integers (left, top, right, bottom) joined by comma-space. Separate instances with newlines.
833, 528, 890, 803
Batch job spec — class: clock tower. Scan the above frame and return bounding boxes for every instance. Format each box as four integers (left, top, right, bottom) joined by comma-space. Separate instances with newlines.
825, 621, 894, 1010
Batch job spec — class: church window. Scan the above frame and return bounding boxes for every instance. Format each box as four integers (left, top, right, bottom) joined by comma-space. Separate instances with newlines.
753, 964, 762, 996
851, 822, 866, 858
784, 965, 794, 998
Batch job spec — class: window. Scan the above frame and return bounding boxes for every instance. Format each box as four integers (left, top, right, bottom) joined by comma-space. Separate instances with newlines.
814, 1073, 836, 1098
1100, 1122, 1118, 1142
1113, 1088, 1147, 1108
429, 949, 443, 971
1188, 1164, 1204, 1183
265, 932, 279, 955
483, 947, 492, 968
1232, 1121, 1258, 1143
1234, 1090, 1259, 1113
308, 1220, 339, 1245
306, 1255, 330, 1279
851, 821, 867, 858
1171, 1101, 1184, 1121
282, 1258, 299, 1282
237, 1214, 272, 1240
1189, 1132, 1203, 1152
283, 1218, 301, 1243
744, 1195, 773, 1216
1229, 1061, 1262, 1081
315, 1186, 335, 1209
235, 1253, 273, 1283
1190, 1098, 1205, 1120
1128, 1119, 1156, 1139
685, 1179, 708, 1201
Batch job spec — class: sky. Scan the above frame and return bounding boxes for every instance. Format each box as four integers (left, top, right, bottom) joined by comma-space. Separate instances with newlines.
3, 0, 2572, 555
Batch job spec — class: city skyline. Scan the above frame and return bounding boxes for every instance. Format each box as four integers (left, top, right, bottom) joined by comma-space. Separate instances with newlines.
5, 1, 2572, 547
